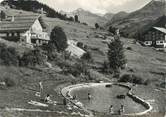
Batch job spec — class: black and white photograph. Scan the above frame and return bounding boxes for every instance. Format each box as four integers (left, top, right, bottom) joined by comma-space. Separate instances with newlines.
0, 0, 165, 117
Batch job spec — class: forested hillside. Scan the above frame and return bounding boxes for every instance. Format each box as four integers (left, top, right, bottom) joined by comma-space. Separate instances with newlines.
1, 0, 74, 21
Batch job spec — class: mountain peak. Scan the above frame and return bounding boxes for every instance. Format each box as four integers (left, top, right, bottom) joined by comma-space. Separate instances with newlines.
76, 8, 84, 12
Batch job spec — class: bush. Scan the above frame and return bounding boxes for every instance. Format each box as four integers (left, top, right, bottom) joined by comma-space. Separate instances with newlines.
95, 23, 100, 29
50, 26, 68, 52
41, 43, 58, 61
74, 15, 79, 22
20, 48, 46, 67
126, 47, 132, 51
77, 42, 84, 49
62, 61, 88, 77
82, 22, 88, 26
64, 51, 71, 60
4, 77, 18, 87
0, 43, 19, 66
119, 74, 145, 85
108, 26, 116, 35
81, 51, 93, 62
102, 61, 111, 73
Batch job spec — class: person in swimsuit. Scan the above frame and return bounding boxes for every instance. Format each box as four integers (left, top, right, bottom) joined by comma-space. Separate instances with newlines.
88, 93, 92, 100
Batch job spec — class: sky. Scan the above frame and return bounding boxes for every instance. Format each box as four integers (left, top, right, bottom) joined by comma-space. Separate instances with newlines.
38, 0, 152, 14
0, 0, 152, 14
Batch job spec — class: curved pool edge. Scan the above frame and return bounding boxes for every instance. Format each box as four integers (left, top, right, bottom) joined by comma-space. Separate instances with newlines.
61, 83, 97, 117
116, 83, 153, 116
61, 83, 153, 117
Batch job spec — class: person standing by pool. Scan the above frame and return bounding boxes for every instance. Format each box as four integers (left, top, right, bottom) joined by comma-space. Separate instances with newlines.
119, 105, 125, 115
88, 93, 92, 100
39, 81, 43, 98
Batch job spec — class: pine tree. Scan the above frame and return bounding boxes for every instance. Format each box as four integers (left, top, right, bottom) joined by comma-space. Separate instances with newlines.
74, 15, 79, 22
107, 38, 126, 73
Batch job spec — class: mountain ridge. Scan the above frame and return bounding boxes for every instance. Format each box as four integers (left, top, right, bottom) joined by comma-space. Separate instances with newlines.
60, 8, 109, 27
105, 0, 166, 38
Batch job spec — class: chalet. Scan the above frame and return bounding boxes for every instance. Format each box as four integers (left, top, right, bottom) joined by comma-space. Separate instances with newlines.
0, 10, 50, 46
142, 27, 166, 48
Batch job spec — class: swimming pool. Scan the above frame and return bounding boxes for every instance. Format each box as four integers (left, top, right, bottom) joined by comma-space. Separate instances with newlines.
69, 83, 147, 114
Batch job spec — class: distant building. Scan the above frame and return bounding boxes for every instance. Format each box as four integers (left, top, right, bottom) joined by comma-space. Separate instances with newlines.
142, 27, 166, 48
0, 10, 50, 46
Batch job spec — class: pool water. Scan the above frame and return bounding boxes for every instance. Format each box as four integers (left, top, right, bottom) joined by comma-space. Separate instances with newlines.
70, 84, 146, 114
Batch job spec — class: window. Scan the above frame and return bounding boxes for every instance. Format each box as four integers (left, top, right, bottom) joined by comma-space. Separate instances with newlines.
156, 41, 164, 44
145, 41, 152, 45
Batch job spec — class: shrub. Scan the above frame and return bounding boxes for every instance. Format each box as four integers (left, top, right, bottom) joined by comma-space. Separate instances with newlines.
63, 61, 88, 77
102, 61, 111, 73
68, 17, 74, 21
77, 42, 84, 49
74, 15, 79, 22
4, 77, 18, 87
82, 22, 88, 26
0, 43, 19, 66
50, 26, 68, 52
144, 79, 151, 86
81, 51, 93, 62
41, 43, 58, 61
119, 74, 145, 85
20, 48, 46, 67
126, 47, 132, 51
95, 23, 100, 29
64, 51, 71, 60
108, 26, 116, 35
120, 74, 133, 82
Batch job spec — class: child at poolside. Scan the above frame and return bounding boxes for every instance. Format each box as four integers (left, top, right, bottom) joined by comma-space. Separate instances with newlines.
73, 95, 77, 100
121, 105, 125, 113
109, 105, 114, 114
44, 94, 51, 103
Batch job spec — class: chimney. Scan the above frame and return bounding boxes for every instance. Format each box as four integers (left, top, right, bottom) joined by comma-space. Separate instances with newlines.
11, 16, 15, 22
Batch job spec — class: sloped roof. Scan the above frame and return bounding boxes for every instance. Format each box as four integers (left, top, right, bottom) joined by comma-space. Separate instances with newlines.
153, 27, 166, 34
66, 44, 86, 58
0, 10, 47, 33
0, 15, 39, 32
